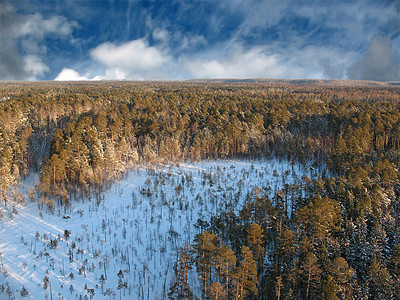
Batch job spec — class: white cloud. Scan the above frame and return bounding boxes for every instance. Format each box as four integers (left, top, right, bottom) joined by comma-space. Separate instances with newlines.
289, 45, 357, 80
18, 14, 77, 39
23, 55, 49, 79
184, 44, 334, 79
54, 68, 103, 81
3, 1, 398, 81
177, 34, 207, 52
231, 1, 288, 41
90, 39, 169, 79
72, 1, 400, 81
0, 2, 78, 80
185, 47, 287, 79
87, 37, 356, 80
152, 29, 169, 43
55, 68, 88, 81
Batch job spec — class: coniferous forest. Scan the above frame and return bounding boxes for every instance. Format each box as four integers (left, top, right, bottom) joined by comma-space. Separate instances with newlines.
0, 80, 400, 299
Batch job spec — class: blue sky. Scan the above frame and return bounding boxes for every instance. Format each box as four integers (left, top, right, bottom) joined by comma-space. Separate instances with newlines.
1, 0, 399, 81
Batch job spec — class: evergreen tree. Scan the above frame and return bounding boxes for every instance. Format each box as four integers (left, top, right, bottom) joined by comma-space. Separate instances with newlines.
213, 242, 236, 299
328, 257, 354, 299
392, 245, 400, 296
193, 231, 220, 299
247, 223, 265, 276
117, 278, 127, 300
208, 282, 224, 300
301, 252, 321, 300
168, 245, 194, 300
368, 255, 392, 299
275, 223, 296, 271
321, 275, 338, 300
0, 147, 14, 205
234, 246, 258, 300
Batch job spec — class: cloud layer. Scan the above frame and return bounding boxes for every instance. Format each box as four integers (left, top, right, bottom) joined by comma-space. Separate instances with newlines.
90, 39, 168, 79
347, 36, 400, 81
0, 2, 77, 80
1, 1, 399, 81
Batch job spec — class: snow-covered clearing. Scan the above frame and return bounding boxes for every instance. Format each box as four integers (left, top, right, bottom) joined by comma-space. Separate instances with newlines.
0, 159, 319, 299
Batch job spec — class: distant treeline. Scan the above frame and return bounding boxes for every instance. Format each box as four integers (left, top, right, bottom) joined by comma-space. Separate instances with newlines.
1, 81, 399, 201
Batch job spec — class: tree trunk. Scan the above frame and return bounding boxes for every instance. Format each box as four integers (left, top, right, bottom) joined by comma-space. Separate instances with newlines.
306, 265, 311, 300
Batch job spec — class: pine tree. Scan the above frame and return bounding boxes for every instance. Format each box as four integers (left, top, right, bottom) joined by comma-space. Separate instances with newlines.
273, 223, 298, 299
168, 245, 194, 300
301, 252, 321, 300
275, 223, 296, 271
295, 195, 341, 255
234, 246, 258, 300
0, 147, 14, 206
321, 275, 338, 300
331, 135, 348, 171
247, 223, 265, 275
99, 274, 105, 293
50, 128, 65, 154
20, 286, 29, 297
208, 282, 224, 300
368, 255, 392, 299
193, 231, 220, 299
213, 242, 236, 298
117, 278, 127, 300
40, 153, 67, 199
328, 257, 354, 299
392, 245, 400, 297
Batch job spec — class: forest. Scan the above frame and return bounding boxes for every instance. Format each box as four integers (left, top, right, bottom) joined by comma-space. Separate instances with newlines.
0, 80, 399, 299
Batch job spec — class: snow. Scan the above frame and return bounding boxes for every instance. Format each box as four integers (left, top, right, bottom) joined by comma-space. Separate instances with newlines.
0, 158, 318, 299
0, 97, 11, 102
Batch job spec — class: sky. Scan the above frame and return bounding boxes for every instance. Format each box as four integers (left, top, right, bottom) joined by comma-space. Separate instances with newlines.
0, 0, 399, 81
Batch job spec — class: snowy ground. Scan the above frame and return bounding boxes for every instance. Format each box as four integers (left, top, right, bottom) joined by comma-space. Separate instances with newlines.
0, 159, 319, 299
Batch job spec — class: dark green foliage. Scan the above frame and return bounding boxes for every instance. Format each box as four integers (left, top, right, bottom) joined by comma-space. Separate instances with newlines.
192, 163, 399, 298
